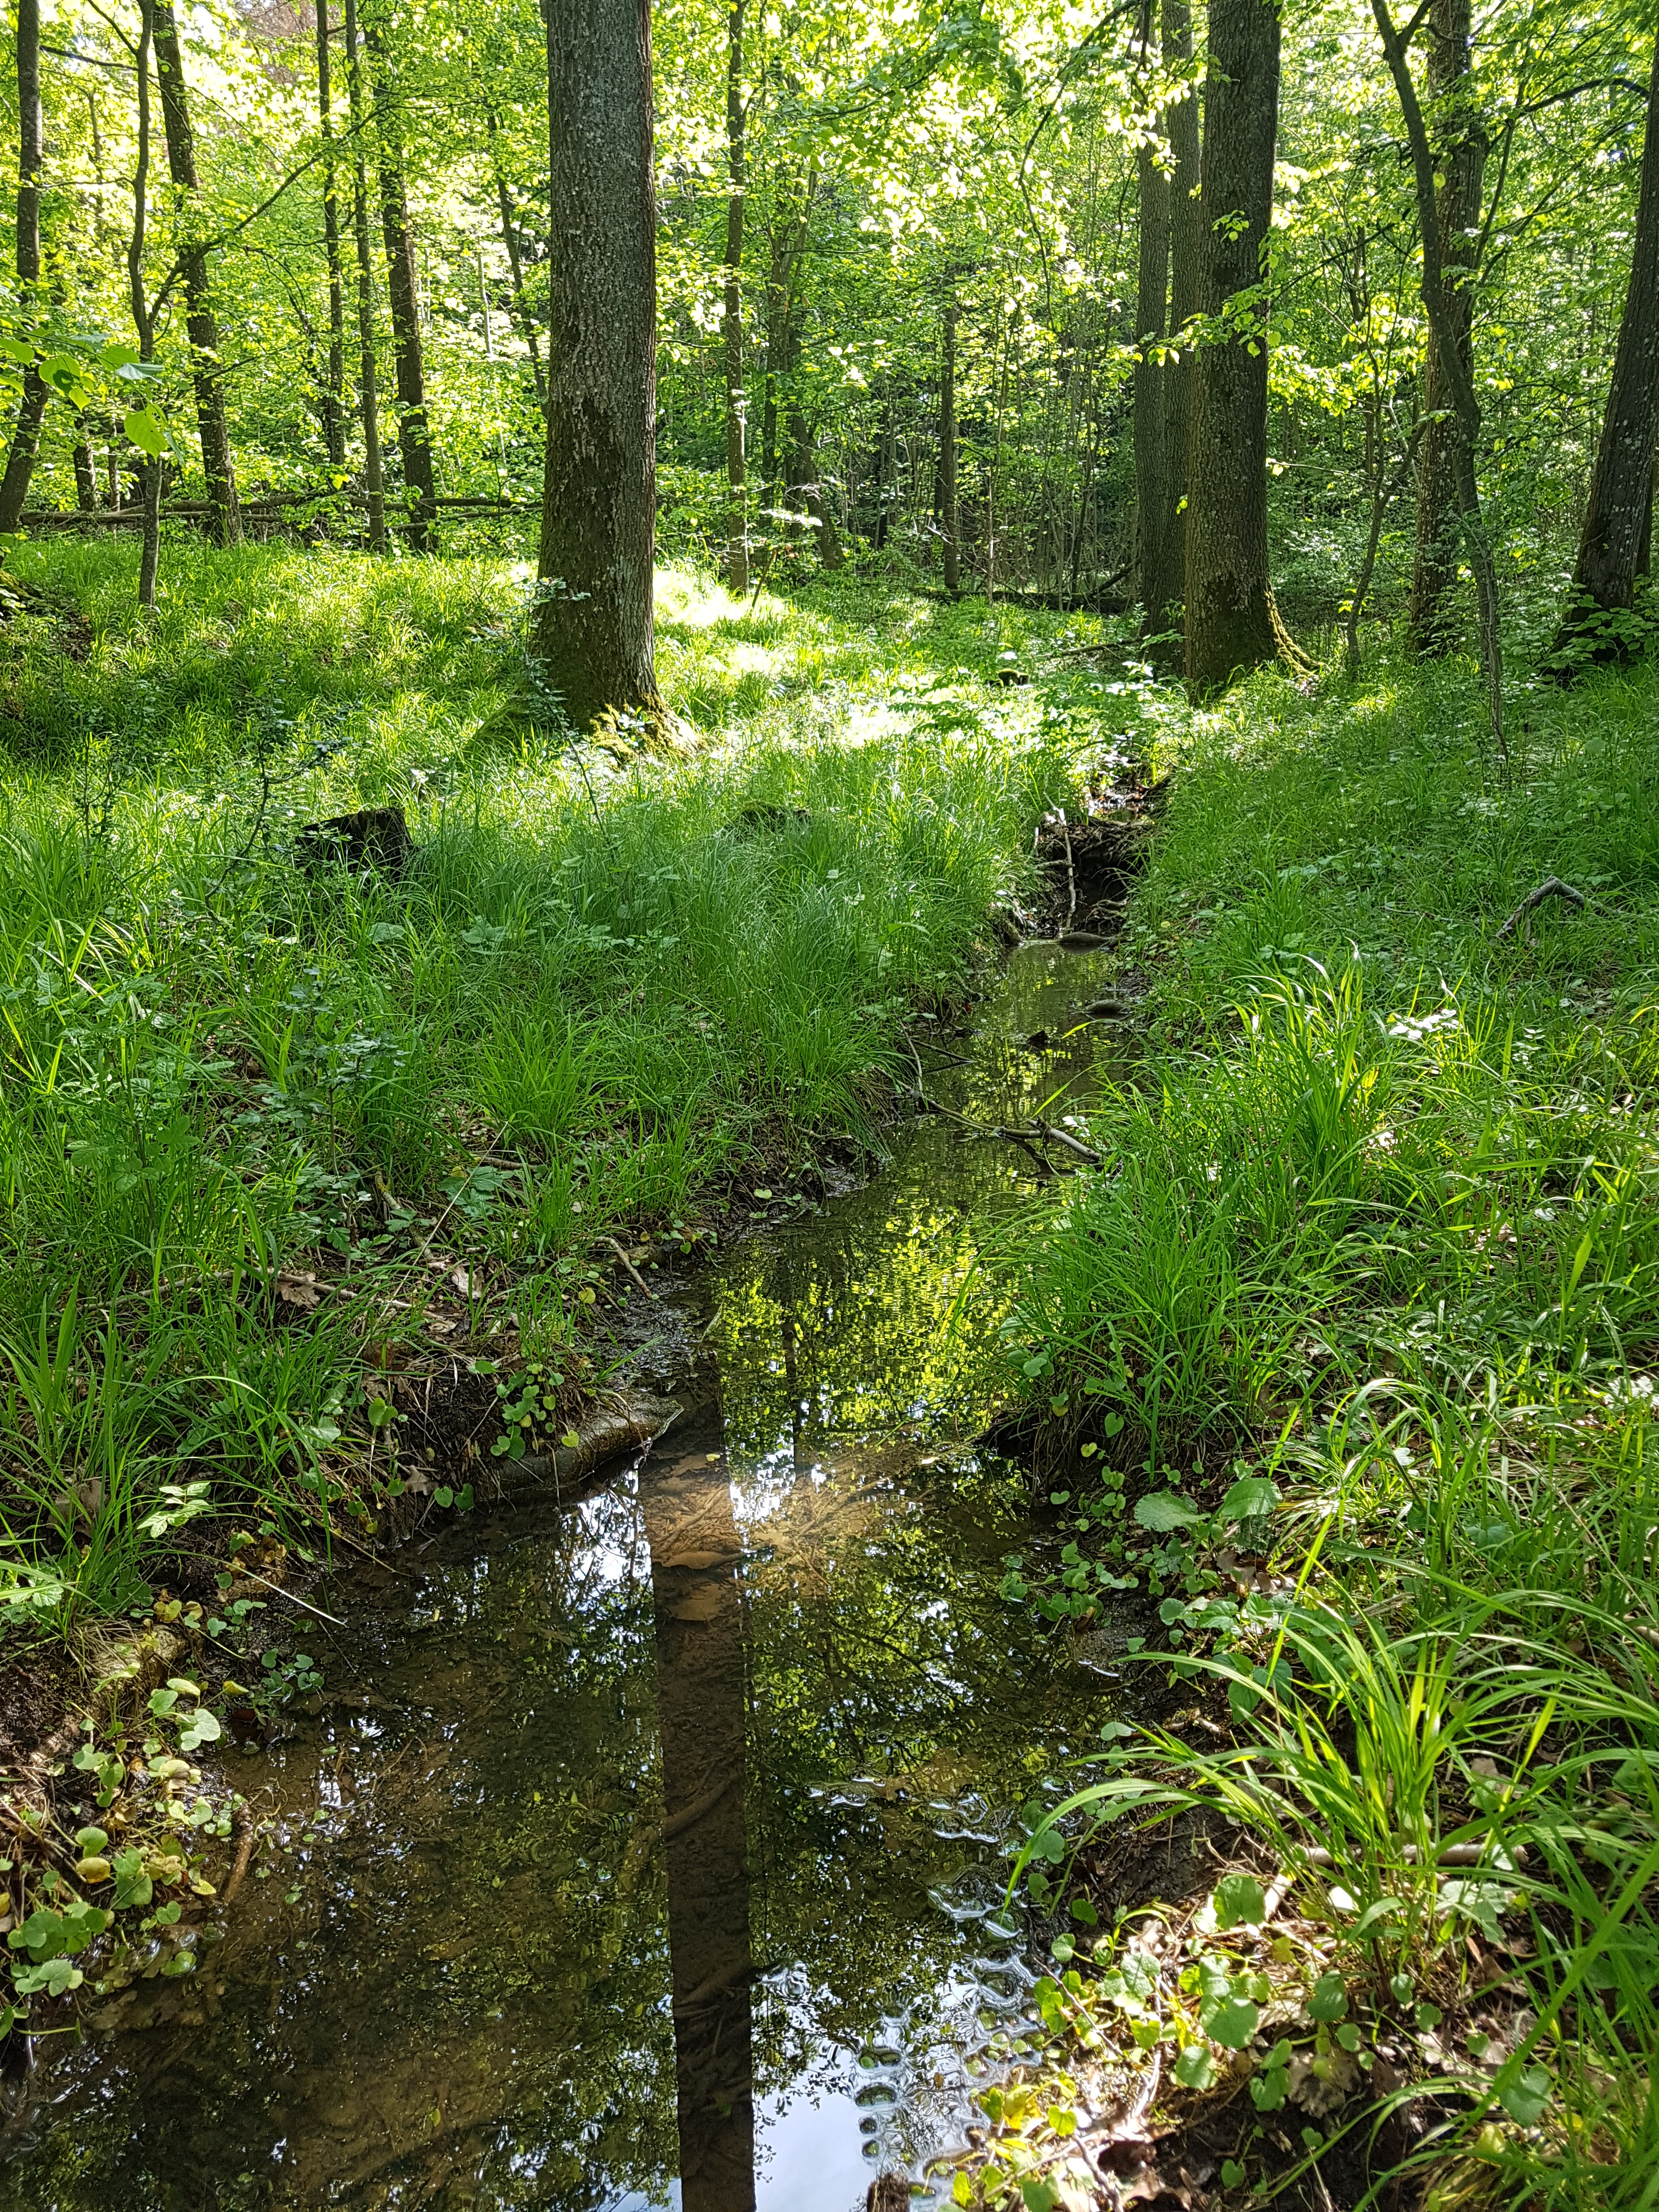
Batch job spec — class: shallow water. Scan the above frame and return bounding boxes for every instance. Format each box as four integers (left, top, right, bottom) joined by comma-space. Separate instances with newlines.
2, 944, 1131, 2212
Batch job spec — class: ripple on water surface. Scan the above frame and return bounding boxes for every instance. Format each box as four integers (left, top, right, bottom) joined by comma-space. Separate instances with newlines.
0, 941, 1130, 2210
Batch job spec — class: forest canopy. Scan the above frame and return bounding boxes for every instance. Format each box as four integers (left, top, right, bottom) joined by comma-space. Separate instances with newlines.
0, 0, 1652, 689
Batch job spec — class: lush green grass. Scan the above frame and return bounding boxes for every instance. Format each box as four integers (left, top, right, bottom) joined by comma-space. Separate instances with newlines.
989, 650, 1659, 2207
0, 534, 1115, 1638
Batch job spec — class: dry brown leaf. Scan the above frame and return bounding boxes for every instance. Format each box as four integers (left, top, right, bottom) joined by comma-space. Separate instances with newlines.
275, 1271, 322, 1309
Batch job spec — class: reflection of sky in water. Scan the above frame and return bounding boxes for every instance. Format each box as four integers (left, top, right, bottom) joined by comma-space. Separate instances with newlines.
0, 940, 1127, 2211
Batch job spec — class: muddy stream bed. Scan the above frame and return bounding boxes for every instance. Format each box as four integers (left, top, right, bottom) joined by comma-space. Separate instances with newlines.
3, 939, 1137, 2212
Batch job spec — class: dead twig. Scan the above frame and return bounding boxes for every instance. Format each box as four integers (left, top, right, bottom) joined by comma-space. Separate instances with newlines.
1494, 875, 1587, 941
602, 1236, 658, 1300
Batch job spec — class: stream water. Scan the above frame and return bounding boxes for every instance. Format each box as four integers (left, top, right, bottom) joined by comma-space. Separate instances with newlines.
2, 943, 1131, 2212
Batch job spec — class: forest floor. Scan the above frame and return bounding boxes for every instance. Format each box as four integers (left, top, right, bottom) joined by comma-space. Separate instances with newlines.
0, 535, 1653, 2209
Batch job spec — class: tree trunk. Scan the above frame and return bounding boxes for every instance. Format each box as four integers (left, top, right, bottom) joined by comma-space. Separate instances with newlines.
316, 3, 347, 469
1373, 0, 1504, 749
1148, 0, 1199, 640
343, 0, 386, 554
72, 433, 97, 510
370, 26, 437, 552
0, 0, 49, 534
789, 413, 843, 568
1132, 0, 1170, 621
534, 0, 659, 727
940, 286, 960, 592
128, 1, 161, 607
152, 0, 239, 546
1407, 0, 1483, 653
487, 115, 546, 411
1184, 0, 1283, 693
721, 0, 748, 592
1551, 29, 1659, 666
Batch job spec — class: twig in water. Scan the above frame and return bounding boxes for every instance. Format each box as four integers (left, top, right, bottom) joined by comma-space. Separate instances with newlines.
1032, 1118, 1103, 1165
1062, 816, 1077, 927
241, 1572, 346, 1626
1494, 875, 1587, 941
603, 1235, 658, 1300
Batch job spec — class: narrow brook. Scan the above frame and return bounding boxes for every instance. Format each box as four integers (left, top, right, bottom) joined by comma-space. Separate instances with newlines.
3, 943, 1132, 2212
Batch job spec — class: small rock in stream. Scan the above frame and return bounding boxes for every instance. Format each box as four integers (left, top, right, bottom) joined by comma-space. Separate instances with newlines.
1056, 929, 1110, 950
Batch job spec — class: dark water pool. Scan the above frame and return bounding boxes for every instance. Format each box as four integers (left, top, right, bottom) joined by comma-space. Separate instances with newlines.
1, 944, 1130, 2211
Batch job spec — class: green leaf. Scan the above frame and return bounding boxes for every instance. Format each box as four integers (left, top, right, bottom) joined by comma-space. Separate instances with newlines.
123, 405, 166, 457
1497, 2063, 1551, 2127
1020, 2182, 1060, 2212
1134, 1492, 1205, 1532
1204, 1995, 1260, 2049
1308, 1972, 1349, 2022
1213, 1872, 1267, 1929
1353, 1895, 1404, 1937
1174, 2043, 1217, 2090
1219, 1475, 1279, 1523
1250, 2067, 1288, 2111
1221, 2160, 1246, 2188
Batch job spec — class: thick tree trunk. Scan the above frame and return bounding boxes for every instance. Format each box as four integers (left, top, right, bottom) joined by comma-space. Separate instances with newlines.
534, 0, 659, 726
1407, 0, 1483, 654
1551, 30, 1659, 665
153, 0, 239, 546
316, 4, 347, 469
1133, 0, 1170, 622
0, 0, 48, 534
1184, 0, 1282, 693
721, 0, 748, 592
487, 116, 546, 411
343, 0, 386, 554
371, 29, 437, 552
1148, 0, 1199, 639
940, 287, 960, 592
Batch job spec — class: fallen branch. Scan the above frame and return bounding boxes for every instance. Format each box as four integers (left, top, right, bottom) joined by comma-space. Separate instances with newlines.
1494, 875, 1587, 940
603, 1235, 658, 1300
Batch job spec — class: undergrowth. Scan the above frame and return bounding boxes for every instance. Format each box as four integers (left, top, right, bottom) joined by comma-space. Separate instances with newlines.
983, 651, 1659, 2209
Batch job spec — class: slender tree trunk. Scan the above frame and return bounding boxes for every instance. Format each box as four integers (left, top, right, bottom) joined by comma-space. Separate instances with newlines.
1132, 0, 1170, 620
1345, 412, 1425, 679
940, 285, 960, 592
343, 0, 385, 554
316, 3, 347, 469
1184, 0, 1283, 693
986, 316, 1011, 605
1551, 29, 1659, 666
761, 167, 814, 509
1406, 0, 1483, 653
370, 24, 437, 552
1148, 0, 1199, 641
534, 0, 659, 726
128, 1, 161, 607
1373, 0, 1504, 749
152, 0, 239, 546
0, 0, 48, 533
72, 433, 96, 509
487, 114, 546, 411
721, 0, 748, 592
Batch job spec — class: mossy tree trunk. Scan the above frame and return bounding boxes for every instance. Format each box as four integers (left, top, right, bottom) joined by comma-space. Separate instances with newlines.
0, 0, 49, 533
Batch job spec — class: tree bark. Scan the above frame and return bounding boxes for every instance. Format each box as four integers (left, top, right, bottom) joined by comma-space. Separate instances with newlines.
1148, 0, 1199, 640
152, 0, 239, 546
1373, 0, 1504, 750
0, 0, 49, 534
1551, 29, 1659, 666
343, 0, 386, 554
721, 0, 748, 592
1132, 0, 1170, 622
370, 22, 437, 552
316, 2, 347, 470
939, 284, 960, 592
1407, 0, 1483, 653
1184, 0, 1283, 693
534, 0, 659, 727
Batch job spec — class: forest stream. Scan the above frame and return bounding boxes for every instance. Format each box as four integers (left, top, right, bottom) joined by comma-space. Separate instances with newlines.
0, 938, 1131, 2212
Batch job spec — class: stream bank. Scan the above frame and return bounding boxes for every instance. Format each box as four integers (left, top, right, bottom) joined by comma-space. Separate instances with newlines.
0, 910, 1149, 2209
